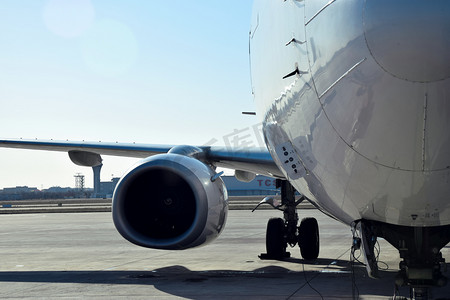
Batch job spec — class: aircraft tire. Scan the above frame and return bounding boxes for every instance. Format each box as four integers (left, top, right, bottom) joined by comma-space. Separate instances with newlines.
298, 217, 319, 260
266, 217, 286, 258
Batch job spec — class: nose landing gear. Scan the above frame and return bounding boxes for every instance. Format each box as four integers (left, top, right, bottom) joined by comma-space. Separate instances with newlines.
354, 219, 450, 300
256, 180, 319, 260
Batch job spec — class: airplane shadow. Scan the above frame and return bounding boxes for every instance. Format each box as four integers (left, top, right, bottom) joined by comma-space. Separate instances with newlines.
1, 263, 441, 299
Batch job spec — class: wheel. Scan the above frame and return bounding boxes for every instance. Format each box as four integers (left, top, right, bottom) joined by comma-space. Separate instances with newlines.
298, 217, 319, 260
266, 217, 286, 258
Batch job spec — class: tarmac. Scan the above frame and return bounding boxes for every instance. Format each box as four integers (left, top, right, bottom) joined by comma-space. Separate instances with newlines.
0, 208, 449, 299
0, 196, 315, 214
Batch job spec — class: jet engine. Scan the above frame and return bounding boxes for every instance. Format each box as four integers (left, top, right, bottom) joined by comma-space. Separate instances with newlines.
112, 152, 228, 250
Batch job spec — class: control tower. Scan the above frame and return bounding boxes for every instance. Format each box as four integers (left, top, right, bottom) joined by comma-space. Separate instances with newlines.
74, 173, 85, 191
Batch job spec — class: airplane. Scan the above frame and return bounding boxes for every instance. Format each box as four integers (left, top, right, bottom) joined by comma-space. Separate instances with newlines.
1, 0, 450, 298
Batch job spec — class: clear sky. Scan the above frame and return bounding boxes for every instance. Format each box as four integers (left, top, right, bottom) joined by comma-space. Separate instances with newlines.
0, 0, 262, 189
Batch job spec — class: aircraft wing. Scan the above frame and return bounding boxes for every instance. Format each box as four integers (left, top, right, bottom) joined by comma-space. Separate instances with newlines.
0, 138, 283, 178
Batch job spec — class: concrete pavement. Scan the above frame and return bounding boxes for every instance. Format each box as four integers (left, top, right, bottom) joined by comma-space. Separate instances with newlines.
0, 210, 449, 299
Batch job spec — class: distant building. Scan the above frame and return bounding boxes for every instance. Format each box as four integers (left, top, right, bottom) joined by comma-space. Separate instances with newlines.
0, 185, 88, 200
2, 186, 39, 194
222, 175, 279, 196
97, 177, 120, 198
0, 186, 39, 200
0, 175, 282, 200
44, 186, 73, 193
90, 175, 280, 198
95, 175, 279, 198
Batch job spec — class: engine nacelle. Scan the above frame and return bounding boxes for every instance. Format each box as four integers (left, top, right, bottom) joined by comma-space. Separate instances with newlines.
112, 153, 228, 250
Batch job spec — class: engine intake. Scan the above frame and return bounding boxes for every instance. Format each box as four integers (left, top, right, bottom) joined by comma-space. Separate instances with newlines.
112, 153, 228, 250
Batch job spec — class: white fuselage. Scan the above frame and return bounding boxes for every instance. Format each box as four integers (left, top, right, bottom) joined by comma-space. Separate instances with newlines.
251, 0, 450, 227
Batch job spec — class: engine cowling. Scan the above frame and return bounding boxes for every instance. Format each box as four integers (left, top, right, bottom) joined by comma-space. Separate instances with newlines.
112, 153, 228, 250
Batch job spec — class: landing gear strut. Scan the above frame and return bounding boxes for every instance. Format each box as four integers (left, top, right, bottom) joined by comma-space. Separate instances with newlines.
354, 220, 450, 300
256, 180, 320, 260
